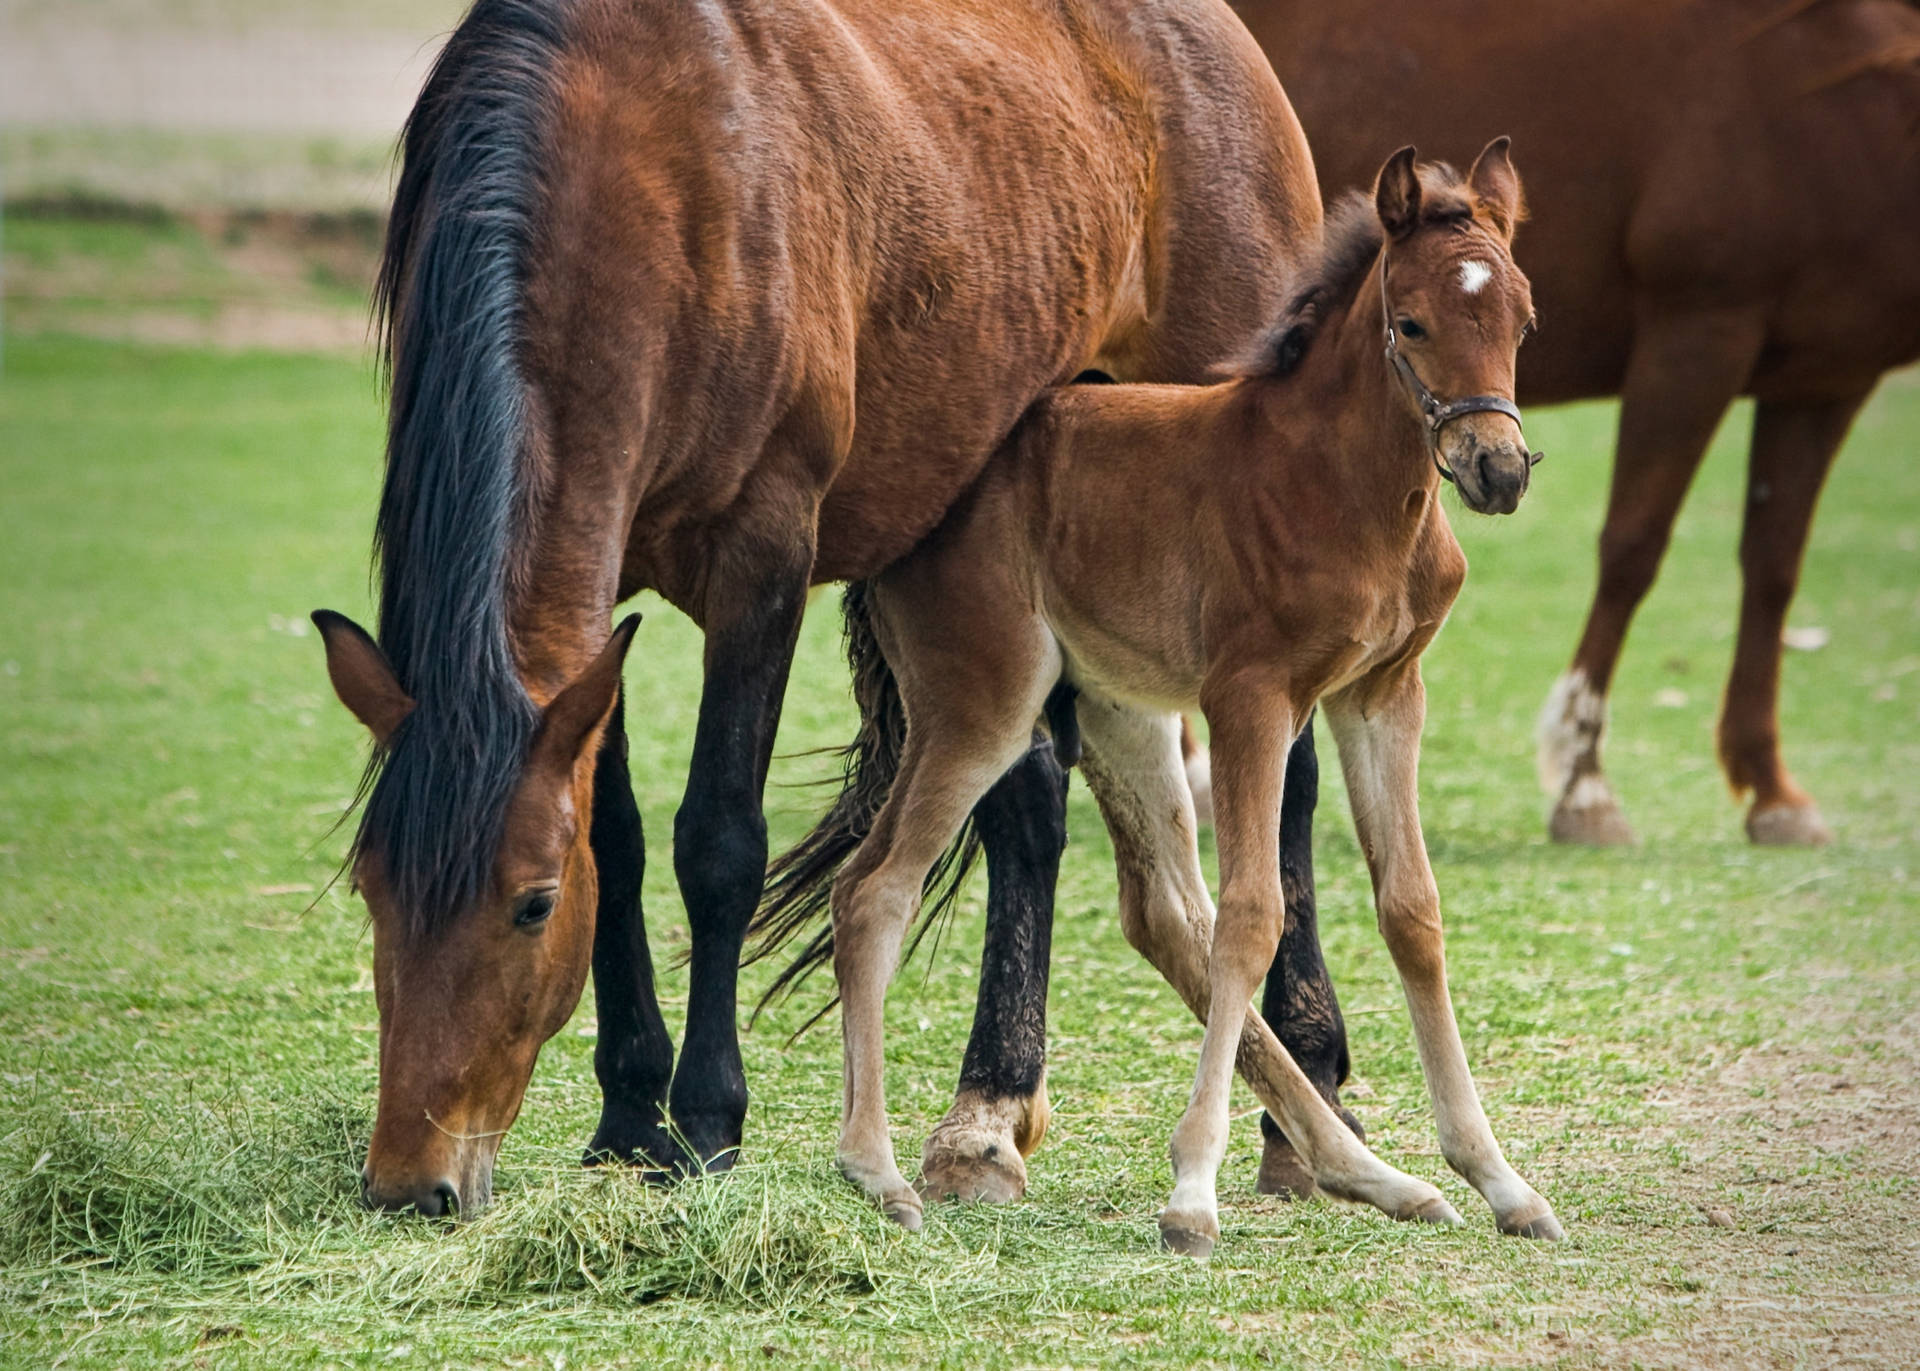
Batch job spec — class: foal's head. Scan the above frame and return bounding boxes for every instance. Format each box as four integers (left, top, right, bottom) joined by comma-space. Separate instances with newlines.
311, 611, 636, 1215
1372, 139, 1536, 514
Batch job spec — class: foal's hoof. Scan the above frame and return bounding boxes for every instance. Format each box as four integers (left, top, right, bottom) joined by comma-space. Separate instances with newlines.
1747, 802, 1832, 848
1256, 1138, 1316, 1200
584, 1113, 690, 1180
882, 1193, 925, 1231
1409, 1194, 1465, 1227
1158, 1211, 1218, 1259
920, 1137, 1028, 1205
1500, 1208, 1565, 1242
1549, 782, 1636, 847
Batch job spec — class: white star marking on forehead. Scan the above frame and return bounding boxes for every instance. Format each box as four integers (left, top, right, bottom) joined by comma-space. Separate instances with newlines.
1458, 260, 1493, 295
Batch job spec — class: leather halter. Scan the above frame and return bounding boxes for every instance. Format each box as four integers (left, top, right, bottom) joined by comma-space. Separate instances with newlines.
1380, 258, 1544, 487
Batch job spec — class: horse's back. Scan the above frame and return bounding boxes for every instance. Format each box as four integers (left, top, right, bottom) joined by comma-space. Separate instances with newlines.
522, 0, 1317, 594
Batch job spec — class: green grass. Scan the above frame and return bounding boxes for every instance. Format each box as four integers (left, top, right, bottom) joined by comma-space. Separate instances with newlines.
1, 334, 1916, 1368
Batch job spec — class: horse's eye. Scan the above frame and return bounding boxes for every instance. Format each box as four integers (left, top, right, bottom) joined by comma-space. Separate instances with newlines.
1397, 318, 1427, 341
512, 890, 556, 929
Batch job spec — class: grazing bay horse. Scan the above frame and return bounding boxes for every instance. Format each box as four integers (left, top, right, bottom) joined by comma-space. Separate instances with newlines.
802, 145, 1561, 1253
1231, 0, 1920, 847
310, 0, 1324, 1214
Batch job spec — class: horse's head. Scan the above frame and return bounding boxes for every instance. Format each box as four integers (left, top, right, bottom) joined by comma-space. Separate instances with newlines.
311, 611, 637, 1215
1374, 139, 1537, 515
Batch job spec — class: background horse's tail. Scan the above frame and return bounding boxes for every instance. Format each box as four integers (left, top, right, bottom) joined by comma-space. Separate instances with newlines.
744, 582, 983, 1028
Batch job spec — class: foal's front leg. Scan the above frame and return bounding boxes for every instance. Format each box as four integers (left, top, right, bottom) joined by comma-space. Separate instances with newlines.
1161, 680, 1300, 1255
1325, 675, 1563, 1239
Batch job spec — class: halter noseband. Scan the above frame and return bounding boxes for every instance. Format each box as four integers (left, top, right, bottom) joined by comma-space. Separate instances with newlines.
1380, 259, 1544, 487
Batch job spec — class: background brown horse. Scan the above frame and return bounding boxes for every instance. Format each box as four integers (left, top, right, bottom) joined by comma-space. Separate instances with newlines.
1233, 0, 1920, 848
312, 0, 1323, 1214
1220, 0, 1920, 1196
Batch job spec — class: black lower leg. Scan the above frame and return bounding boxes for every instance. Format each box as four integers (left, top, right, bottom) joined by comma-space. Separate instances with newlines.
669, 574, 807, 1171
955, 736, 1070, 1101
1258, 717, 1361, 1144
584, 694, 682, 1171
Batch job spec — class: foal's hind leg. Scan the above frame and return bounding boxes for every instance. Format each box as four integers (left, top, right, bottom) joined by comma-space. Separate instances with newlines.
834, 595, 1058, 1227
920, 735, 1068, 1205
1076, 699, 1457, 1254
1539, 307, 1764, 845
1718, 389, 1866, 846
583, 692, 682, 1173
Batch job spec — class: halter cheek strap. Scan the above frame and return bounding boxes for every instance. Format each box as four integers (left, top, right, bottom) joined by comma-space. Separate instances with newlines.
1380, 260, 1544, 486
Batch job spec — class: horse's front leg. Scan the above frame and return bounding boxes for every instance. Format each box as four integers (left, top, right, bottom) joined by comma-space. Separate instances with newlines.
668, 524, 814, 1171
920, 734, 1068, 1205
584, 691, 682, 1172
1325, 674, 1562, 1239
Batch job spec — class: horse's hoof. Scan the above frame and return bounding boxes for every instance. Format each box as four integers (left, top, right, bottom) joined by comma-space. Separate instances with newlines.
919, 1138, 1028, 1205
1256, 1138, 1316, 1200
583, 1116, 689, 1179
883, 1194, 925, 1230
1500, 1209, 1565, 1242
1747, 802, 1832, 848
1158, 1212, 1218, 1259
1549, 782, 1636, 847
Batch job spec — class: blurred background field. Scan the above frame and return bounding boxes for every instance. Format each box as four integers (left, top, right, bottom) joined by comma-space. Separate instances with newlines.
1, 3, 1917, 1368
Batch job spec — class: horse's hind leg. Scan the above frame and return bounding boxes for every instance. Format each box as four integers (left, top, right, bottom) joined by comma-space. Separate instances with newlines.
1255, 719, 1363, 1199
1076, 699, 1457, 1253
1539, 306, 1764, 845
668, 501, 815, 1171
1718, 388, 1866, 846
583, 691, 682, 1173
920, 735, 1068, 1205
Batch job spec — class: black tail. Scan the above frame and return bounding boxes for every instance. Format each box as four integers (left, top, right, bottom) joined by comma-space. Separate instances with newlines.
744, 582, 984, 1029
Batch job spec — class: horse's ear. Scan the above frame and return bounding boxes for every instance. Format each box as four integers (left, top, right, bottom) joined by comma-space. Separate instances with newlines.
1374, 146, 1422, 241
1468, 136, 1524, 238
531, 614, 641, 775
313, 610, 414, 745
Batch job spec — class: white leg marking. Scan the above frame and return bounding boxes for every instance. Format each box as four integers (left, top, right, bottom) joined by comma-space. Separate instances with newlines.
1535, 668, 1605, 795
1184, 746, 1214, 828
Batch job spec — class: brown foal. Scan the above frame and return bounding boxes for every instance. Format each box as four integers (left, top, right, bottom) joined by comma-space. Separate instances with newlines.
825, 144, 1562, 1254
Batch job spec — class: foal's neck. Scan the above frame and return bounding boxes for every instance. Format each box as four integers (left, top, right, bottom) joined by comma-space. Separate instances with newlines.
1261, 254, 1439, 539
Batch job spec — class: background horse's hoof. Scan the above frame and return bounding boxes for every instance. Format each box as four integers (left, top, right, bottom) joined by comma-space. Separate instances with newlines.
919, 1138, 1028, 1205
1255, 1138, 1316, 1200
1549, 782, 1636, 846
1158, 1212, 1218, 1259
1500, 1209, 1565, 1241
583, 1115, 691, 1181
1747, 801, 1832, 847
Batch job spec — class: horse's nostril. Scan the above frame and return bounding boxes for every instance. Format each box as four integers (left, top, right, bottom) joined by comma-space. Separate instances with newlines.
424, 1181, 459, 1218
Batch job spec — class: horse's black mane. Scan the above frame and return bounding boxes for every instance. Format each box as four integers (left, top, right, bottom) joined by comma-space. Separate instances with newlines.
1242, 164, 1477, 379
355, 0, 578, 935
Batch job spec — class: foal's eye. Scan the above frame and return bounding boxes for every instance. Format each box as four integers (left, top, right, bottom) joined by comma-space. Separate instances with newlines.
512, 890, 557, 929
1397, 318, 1427, 341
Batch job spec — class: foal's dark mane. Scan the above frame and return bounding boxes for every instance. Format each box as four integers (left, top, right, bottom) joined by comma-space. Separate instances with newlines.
1240, 165, 1479, 380
355, 0, 579, 934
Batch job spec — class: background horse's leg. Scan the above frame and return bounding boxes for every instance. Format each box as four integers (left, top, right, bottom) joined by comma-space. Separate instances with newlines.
1256, 720, 1363, 1199
1718, 388, 1868, 845
584, 691, 682, 1172
920, 735, 1068, 1204
670, 535, 813, 1171
1538, 305, 1765, 845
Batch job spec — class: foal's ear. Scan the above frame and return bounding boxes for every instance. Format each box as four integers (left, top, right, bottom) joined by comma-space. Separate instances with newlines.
531, 614, 642, 775
1467, 136, 1524, 238
312, 610, 414, 745
1374, 146, 1422, 241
